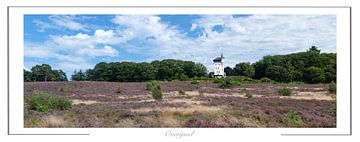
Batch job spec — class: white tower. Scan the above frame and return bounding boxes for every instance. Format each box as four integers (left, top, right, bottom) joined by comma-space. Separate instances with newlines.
213, 53, 225, 78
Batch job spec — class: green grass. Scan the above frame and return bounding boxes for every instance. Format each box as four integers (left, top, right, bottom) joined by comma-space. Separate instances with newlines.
277, 87, 292, 96
329, 81, 336, 94
190, 80, 200, 84
287, 111, 303, 126
25, 91, 72, 112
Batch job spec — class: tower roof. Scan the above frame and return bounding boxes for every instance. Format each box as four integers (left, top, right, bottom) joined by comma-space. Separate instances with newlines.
213, 53, 225, 62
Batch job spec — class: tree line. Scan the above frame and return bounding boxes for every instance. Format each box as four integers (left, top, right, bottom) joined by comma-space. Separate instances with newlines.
71, 59, 208, 82
223, 46, 336, 83
24, 64, 67, 82
25, 46, 336, 84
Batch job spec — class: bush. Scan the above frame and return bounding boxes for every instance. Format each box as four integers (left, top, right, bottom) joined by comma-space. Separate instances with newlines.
212, 78, 224, 83
219, 79, 237, 89
178, 89, 186, 95
179, 74, 189, 81
151, 85, 163, 101
25, 91, 72, 112
329, 81, 336, 94
278, 87, 292, 96
190, 80, 200, 84
326, 107, 336, 116
146, 80, 158, 90
287, 111, 303, 126
260, 77, 274, 83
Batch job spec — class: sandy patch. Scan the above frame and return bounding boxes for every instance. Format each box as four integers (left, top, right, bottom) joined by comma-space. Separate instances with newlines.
278, 91, 333, 101
131, 105, 224, 113
72, 99, 98, 105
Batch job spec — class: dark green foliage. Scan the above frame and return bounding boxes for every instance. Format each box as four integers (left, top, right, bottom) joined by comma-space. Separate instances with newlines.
24, 70, 32, 82
179, 74, 189, 81
151, 85, 163, 101
234, 62, 255, 78
253, 46, 336, 83
303, 66, 325, 84
26, 64, 68, 82
25, 91, 72, 112
145, 81, 162, 101
329, 81, 336, 94
146, 81, 158, 90
81, 59, 207, 82
287, 111, 303, 126
265, 66, 292, 83
208, 72, 214, 78
219, 79, 237, 89
224, 66, 234, 76
278, 87, 292, 96
71, 69, 86, 81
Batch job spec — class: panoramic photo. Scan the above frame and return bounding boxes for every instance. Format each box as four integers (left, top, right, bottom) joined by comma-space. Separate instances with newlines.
23, 14, 336, 128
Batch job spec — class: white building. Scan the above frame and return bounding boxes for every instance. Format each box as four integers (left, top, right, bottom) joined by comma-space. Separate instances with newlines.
213, 53, 225, 78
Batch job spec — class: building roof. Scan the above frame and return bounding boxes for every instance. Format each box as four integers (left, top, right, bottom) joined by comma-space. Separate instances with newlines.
213, 57, 222, 62
213, 53, 224, 62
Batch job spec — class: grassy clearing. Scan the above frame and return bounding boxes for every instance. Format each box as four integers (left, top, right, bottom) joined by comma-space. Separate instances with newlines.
25, 91, 72, 112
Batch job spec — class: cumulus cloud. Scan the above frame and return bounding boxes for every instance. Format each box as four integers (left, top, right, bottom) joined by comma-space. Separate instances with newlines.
25, 14, 336, 77
25, 29, 120, 74
111, 14, 336, 69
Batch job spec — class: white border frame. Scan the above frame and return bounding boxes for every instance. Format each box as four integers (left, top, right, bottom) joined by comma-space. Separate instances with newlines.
8, 6, 351, 136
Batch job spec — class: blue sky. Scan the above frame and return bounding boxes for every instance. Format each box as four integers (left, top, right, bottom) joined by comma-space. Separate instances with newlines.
24, 14, 336, 77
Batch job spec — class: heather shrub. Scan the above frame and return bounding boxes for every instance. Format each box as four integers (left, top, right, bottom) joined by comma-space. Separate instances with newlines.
278, 87, 292, 96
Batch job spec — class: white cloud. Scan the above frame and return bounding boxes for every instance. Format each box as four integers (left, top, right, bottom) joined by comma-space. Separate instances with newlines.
33, 15, 90, 32
130, 14, 336, 70
26, 14, 336, 76
25, 29, 120, 75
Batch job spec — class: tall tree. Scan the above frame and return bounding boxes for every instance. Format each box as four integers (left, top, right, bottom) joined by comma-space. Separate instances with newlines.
234, 62, 255, 78
31, 64, 54, 82
224, 66, 234, 76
